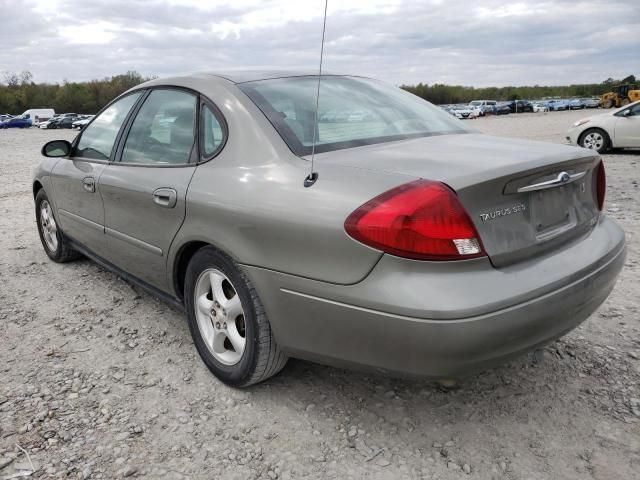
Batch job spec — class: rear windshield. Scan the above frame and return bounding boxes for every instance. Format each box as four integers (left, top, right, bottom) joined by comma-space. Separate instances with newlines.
239, 76, 470, 156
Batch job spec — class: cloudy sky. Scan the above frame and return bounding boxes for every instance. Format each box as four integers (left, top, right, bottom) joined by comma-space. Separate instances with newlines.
1, 0, 638, 87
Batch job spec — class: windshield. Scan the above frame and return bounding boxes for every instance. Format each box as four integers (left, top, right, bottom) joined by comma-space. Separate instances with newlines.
239, 76, 470, 156
469, 101, 482, 106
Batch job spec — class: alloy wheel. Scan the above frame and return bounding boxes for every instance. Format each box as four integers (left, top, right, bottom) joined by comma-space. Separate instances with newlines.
194, 268, 246, 365
582, 132, 604, 151
40, 200, 58, 252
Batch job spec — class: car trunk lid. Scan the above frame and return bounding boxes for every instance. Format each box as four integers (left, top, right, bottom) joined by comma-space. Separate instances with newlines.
314, 133, 601, 266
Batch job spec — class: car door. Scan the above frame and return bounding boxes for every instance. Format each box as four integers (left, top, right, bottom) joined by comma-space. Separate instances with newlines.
614, 103, 640, 147
98, 88, 200, 291
50, 92, 143, 254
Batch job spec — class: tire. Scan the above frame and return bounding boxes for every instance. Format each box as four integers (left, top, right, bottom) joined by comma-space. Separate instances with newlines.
579, 128, 610, 154
604, 100, 614, 108
35, 189, 82, 263
184, 246, 288, 387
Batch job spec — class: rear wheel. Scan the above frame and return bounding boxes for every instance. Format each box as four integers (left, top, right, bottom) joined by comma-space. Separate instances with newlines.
184, 247, 288, 387
579, 128, 610, 154
35, 189, 81, 262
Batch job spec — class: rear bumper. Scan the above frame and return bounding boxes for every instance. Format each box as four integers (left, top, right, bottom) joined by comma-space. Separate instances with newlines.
244, 217, 625, 378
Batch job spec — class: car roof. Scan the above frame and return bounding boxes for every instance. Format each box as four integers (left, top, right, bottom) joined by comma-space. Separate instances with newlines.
204, 69, 356, 83
139, 70, 356, 88
130, 70, 367, 96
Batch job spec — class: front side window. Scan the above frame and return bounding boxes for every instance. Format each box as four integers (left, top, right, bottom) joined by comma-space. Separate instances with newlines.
201, 104, 225, 157
239, 76, 470, 156
74, 92, 142, 161
121, 89, 196, 165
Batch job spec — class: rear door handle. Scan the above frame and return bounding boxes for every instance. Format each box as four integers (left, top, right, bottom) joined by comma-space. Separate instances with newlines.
82, 177, 95, 193
152, 188, 177, 208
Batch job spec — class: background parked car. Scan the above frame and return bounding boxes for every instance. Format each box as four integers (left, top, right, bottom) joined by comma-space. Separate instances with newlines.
567, 100, 640, 153
468, 100, 497, 116
494, 102, 511, 115
47, 116, 77, 129
532, 102, 549, 113
38, 117, 58, 129
72, 115, 94, 129
450, 105, 479, 119
582, 98, 600, 108
506, 100, 533, 113
546, 99, 568, 111
0, 116, 32, 129
568, 99, 586, 110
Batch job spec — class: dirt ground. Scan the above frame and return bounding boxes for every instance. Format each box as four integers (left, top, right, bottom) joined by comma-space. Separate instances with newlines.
1, 110, 639, 480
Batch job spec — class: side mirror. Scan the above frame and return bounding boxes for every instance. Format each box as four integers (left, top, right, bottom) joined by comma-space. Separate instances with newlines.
41, 140, 72, 157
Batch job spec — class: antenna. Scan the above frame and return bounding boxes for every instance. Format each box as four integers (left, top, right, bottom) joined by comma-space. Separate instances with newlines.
304, 0, 328, 188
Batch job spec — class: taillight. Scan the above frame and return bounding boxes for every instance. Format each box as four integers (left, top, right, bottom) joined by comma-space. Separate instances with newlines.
344, 179, 486, 261
595, 160, 606, 211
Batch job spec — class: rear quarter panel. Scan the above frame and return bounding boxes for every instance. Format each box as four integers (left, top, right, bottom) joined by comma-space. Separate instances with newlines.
166, 78, 412, 291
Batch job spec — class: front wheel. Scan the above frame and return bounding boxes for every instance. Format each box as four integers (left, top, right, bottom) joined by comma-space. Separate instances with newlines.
579, 128, 610, 154
35, 189, 81, 262
184, 247, 288, 387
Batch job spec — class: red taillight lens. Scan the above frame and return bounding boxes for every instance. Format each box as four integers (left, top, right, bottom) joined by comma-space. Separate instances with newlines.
345, 179, 486, 261
595, 160, 606, 211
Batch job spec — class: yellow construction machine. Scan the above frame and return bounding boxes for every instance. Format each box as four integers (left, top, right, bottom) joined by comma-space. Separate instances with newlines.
600, 84, 640, 108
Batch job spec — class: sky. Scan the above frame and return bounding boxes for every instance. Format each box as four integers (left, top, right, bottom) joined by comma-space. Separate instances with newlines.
1, 0, 639, 87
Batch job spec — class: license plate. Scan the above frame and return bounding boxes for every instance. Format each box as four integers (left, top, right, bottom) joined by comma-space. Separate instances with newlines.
529, 186, 576, 239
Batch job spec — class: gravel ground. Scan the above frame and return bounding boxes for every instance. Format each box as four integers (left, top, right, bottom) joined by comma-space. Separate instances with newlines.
1, 110, 639, 480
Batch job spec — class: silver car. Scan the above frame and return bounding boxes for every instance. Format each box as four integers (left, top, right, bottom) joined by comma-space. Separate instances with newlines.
34, 71, 626, 387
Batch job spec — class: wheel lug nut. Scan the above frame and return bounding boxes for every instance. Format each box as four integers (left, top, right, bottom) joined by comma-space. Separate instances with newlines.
215, 322, 220, 329
223, 322, 227, 329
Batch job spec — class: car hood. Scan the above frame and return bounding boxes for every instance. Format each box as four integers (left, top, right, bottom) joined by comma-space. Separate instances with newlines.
313, 132, 593, 190
573, 111, 614, 125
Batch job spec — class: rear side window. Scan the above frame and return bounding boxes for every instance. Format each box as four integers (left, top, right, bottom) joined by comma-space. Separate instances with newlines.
121, 89, 197, 165
201, 105, 225, 157
74, 92, 142, 161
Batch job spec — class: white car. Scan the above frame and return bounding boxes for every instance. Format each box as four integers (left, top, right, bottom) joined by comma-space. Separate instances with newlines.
451, 105, 480, 120
567, 101, 640, 153
532, 103, 548, 113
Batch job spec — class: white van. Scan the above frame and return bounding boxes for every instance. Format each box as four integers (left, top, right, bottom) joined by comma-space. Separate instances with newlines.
20, 109, 55, 126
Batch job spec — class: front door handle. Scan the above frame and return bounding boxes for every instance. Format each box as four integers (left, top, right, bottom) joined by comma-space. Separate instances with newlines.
152, 188, 177, 208
82, 177, 95, 193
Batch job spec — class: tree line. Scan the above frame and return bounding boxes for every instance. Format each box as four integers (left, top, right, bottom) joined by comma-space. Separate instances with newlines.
0, 70, 637, 114
0, 71, 150, 115
401, 75, 637, 105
